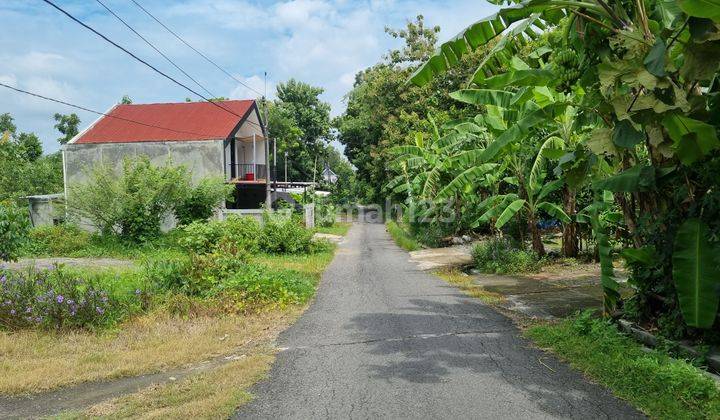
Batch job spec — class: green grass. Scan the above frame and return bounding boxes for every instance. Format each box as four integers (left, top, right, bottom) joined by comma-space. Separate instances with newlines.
314, 222, 352, 236
23, 225, 186, 261
386, 220, 421, 251
526, 313, 720, 419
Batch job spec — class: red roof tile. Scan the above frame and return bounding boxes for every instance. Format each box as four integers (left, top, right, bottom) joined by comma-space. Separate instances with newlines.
73, 100, 255, 144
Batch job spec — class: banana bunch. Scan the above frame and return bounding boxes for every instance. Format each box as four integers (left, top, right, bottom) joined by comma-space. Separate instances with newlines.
551, 47, 581, 91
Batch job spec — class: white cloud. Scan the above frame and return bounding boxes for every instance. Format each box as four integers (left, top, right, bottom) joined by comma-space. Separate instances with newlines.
229, 74, 275, 100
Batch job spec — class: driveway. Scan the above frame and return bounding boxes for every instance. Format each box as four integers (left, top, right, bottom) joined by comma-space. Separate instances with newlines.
235, 222, 641, 419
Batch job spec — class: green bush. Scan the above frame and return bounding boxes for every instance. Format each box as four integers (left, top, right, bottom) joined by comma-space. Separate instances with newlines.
0, 201, 30, 262
472, 238, 541, 274
177, 220, 224, 254
260, 213, 313, 254
174, 177, 233, 226
177, 216, 261, 255
0, 267, 146, 330
314, 198, 337, 228
223, 215, 261, 252
386, 220, 421, 251
25, 224, 90, 256
214, 263, 316, 307
67, 156, 189, 243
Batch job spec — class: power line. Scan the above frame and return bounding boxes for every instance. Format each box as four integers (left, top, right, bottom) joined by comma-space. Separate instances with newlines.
42, 0, 263, 129
129, 0, 265, 98
0, 82, 215, 139
94, 0, 215, 99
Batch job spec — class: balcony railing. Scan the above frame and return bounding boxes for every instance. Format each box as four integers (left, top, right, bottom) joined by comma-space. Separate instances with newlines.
229, 163, 267, 181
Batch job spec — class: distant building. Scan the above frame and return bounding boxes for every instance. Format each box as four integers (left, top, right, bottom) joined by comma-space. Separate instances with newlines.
62, 99, 274, 229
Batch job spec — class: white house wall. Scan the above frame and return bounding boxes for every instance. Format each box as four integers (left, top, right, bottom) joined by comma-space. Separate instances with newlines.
64, 140, 225, 187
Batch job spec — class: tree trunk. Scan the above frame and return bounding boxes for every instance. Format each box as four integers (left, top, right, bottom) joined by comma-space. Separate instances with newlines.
561, 186, 579, 258
528, 213, 545, 256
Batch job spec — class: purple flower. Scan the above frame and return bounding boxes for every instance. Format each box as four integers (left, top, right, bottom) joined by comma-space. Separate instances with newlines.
135, 289, 142, 295
67, 299, 75, 306
9, 309, 16, 315
2, 300, 10, 306
95, 306, 105, 315
0, 275, 6, 284
56, 295, 64, 304
34, 316, 42, 323
25, 307, 32, 313
101, 296, 108, 303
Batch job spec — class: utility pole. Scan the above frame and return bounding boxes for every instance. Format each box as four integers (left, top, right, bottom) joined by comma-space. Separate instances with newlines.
263, 72, 272, 210
284, 151, 288, 183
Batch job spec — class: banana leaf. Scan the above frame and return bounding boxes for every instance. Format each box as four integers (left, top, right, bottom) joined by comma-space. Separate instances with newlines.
672, 218, 720, 328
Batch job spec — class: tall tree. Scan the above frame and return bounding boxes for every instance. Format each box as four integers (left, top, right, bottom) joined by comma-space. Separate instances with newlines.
53, 113, 80, 145
15, 132, 42, 162
269, 80, 331, 181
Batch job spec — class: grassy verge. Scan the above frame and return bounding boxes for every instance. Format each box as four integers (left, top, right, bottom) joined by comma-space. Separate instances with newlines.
314, 222, 352, 236
78, 355, 274, 419
0, 248, 335, 395
526, 314, 720, 419
434, 269, 505, 304
386, 220, 421, 251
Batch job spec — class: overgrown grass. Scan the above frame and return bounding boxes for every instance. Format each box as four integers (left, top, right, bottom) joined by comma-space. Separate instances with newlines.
435, 269, 505, 304
22, 224, 185, 260
472, 238, 542, 274
386, 220, 421, 251
314, 222, 352, 236
526, 313, 720, 419
0, 247, 337, 395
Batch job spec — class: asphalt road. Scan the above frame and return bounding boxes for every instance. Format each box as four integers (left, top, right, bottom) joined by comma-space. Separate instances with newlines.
235, 222, 642, 419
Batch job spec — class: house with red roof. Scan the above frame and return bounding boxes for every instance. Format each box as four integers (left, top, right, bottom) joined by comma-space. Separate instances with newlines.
62, 99, 274, 215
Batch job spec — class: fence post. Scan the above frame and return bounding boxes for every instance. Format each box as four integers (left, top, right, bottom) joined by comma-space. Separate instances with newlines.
304, 203, 315, 229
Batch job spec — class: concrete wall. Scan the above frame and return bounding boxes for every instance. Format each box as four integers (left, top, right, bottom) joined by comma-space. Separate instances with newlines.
63, 140, 225, 186
62, 140, 226, 232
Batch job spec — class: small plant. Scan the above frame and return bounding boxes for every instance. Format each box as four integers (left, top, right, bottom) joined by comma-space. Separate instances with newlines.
177, 221, 225, 254
0, 201, 30, 262
174, 177, 233, 225
472, 238, 541, 274
215, 263, 316, 309
24, 224, 90, 256
223, 215, 261, 252
314, 197, 337, 228
260, 213, 313, 254
0, 267, 143, 330
386, 220, 421, 251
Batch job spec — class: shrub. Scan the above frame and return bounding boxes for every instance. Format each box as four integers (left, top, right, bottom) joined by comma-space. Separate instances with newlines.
214, 264, 316, 308
144, 241, 250, 296
67, 156, 190, 242
25, 224, 90, 256
0, 201, 30, 262
177, 216, 261, 255
314, 198, 337, 228
260, 213, 313, 254
177, 220, 225, 254
174, 177, 234, 225
386, 220, 421, 251
472, 238, 541, 274
0, 267, 144, 330
223, 215, 262, 252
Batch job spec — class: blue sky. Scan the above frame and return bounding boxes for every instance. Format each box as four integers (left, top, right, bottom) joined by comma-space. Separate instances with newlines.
0, 0, 497, 153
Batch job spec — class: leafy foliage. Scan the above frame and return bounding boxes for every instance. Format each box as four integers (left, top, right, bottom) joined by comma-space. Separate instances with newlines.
174, 178, 233, 226
68, 157, 188, 242
0, 201, 30, 262
472, 237, 541, 274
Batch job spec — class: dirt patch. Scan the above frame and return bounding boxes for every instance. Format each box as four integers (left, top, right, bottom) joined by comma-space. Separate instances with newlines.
3, 257, 136, 271
409, 244, 474, 271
